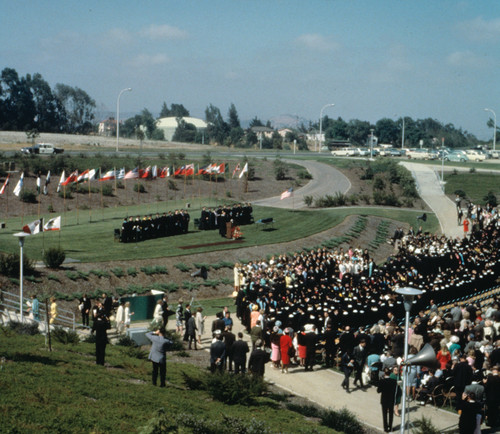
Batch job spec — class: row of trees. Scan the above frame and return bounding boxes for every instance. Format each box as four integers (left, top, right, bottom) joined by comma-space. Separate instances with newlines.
0, 68, 96, 134
1, 67, 494, 149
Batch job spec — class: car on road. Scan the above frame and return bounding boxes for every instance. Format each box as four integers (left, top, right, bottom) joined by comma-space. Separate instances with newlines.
445, 151, 469, 162
387, 148, 403, 157
465, 149, 486, 161
21, 143, 64, 155
487, 150, 500, 159
355, 147, 371, 157
331, 147, 358, 156
406, 148, 437, 160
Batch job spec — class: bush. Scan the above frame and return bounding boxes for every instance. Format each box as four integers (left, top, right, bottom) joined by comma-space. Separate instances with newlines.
116, 335, 137, 347
205, 372, 268, 405
101, 184, 114, 197
454, 189, 466, 198
297, 169, 312, 180
0, 253, 35, 277
8, 320, 40, 335
174, 263, 191, 272
483, 191, 498, 207
134, 183, 146, 193
304, 195, 313, 207
43, 247, 66, 269
20, 189, 38, 203
51, 327, 80, 345
320, 407, 365, 434
273, 158, 288, 180
412, 416, 441, 434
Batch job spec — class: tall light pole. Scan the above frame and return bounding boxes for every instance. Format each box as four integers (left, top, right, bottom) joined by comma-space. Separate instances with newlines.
116, 88, 132, 152
319, 103, 335, 153
484, 108, 496, 151
13, 232, 29, 322
401, 116, 405, 149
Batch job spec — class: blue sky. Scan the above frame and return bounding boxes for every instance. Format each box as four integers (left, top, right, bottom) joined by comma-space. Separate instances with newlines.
2, 0, 500, 139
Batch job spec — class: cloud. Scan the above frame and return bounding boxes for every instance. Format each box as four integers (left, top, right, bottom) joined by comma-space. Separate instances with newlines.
459, 17, 500, 42
106, 28, 134, 44
446, 50, 486, 68
128, 53, 170, 67
140, 24, 188, 40
295, 33, 339, 52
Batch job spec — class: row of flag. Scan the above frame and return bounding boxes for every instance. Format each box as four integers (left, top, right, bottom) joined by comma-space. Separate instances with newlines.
0, 163, 250, 197
22, 216, 61, 234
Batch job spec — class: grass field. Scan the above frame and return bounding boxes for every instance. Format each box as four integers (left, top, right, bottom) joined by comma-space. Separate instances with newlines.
0, 330, 337, 433
0, 200, 439, 262
444, 172, 500, 204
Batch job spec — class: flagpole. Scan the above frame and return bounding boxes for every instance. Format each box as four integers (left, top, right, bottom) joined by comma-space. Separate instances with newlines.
125, 173, 128, 217
114, 166, 117, 207
37, 173, 41, 220
100, 168, 104, 222
76, 178, 79, 225
198, 165, 201, 209
63, 184, 66, 227
88, 172, 92, 223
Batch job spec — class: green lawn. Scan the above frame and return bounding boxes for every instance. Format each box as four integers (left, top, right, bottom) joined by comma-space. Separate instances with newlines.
444, 172, 500, 204
0, 201, 438, 262
0, 330, 337, 433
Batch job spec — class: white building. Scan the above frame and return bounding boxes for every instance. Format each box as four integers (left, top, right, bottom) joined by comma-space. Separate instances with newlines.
156, 116, 208, 141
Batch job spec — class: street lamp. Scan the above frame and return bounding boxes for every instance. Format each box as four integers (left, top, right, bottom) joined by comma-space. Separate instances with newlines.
401, 116, 405, 149
116, 88, 132, 152
319, 103, 335, 153
13, 232, 29, 322
484, 108, 496, 151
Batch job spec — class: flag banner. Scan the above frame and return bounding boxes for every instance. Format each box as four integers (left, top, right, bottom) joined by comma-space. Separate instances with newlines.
239, 163, 248, 179
280, 187, 293, 200
23, 218, 42, 234
140, 166, 151, 179
61, 170, 78, 186
232, 163, 240, 178
87, 168, 96, 181
159, 167, 169, 178
36, 175, 41, 194
124, 168, 139, 179
152, 165, 158, 179
43, 170, 51, 195
77, 169, 89, 183
13, 172, 24, 196
100, 169, 116, 181
117, 168, 125, 179
217, 163, 225, 174
44, 215, 61, 231
57, 170, 65, 193
0, 174, 10, 194
184, 163, 194, 176
197, 165, 209, 175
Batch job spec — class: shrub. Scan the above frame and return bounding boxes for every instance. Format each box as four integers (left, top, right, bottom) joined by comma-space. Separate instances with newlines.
273, 158, 288, 180
51, 327, 80, 345
20, 189, 38, 203
127, 267, 137, 277
205, 372, 268, 405
320, 407, 365, 434
297, 169, 312, 180
412, 416, 441, 434
43, 247, 66, 269
167, 179, 177, 190
483, 191, 498, 207
133, 183, 146, 193
174, 263, 191, 272
47, 274, 61, 283
286, 403, 322, 418
58, 189, 73, 199
304, 195, 313, 207
101, 183, 114, 197
116, 335, 137, 347
0, 253, 35, 277
111, 267, 124, 277
454, 189, 466, 198
8, 320, 40, 335
469, 167, 476, 173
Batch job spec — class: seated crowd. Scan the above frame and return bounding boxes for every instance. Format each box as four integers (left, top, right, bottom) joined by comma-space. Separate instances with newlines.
119, 210, 190, 243
227, 201, 500, 426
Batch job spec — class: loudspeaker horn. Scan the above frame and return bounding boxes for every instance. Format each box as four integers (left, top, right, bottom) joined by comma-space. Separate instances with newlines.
404, 343, 436, 368
416, 213, 427, 222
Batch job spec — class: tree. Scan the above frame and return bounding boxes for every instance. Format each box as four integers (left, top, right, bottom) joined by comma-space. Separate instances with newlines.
172, 118, 197, 142
159, 102, 189, 118
205, 104, 228, 145
29, 73, 66, 132
54, 83, 95, 133
0, 68, 36, 131
229, 127, 244, 146
227, 103, 240, 129
249, 117, 263, 127
325, 117, 348, 140
347, 119, 372, 146
244, 129, 258, 148
375, 118, 400, 145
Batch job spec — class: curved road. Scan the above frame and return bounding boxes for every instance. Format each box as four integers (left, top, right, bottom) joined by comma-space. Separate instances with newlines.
252, 159, 351, 209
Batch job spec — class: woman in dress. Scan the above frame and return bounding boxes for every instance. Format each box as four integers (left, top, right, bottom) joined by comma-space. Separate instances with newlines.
280, 328, 293, 373
124, 302, 134, 329
270, 326, 282, 369
297, 327, 307, 367
250, 304, 260, 329
115, 301, 125, 334
152, 300, 163, 327
49, 297, 58, 325
195, 307, 206, 345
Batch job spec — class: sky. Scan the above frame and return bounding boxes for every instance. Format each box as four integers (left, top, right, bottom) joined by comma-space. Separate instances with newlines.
2, 0, 500, 140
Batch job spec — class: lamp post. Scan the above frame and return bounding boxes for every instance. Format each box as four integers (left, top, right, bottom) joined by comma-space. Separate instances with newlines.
13, 232, 29, 322
484, 108, 496, 151
395, 287, 423, 433
318, 103, 335, 153
401, 116, 405, 149
116, 88, 132, 153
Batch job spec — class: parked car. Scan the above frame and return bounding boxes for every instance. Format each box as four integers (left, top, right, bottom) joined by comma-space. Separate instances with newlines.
445, 151, 469, 162
387, 148, 403, 157
406, 148, 437, 160
464, 149, 486, 161
488, 150, 500, 159
331, 147, 357, 156
21, 143, 64, 155
355, 147, 370, 157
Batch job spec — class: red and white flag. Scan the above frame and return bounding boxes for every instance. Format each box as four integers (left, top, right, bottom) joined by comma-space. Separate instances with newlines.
140, 166, 151, 179
61, 170, 78, 186
44, 216, 61, 231
232, 163, 240, 178
13, 172, 24, 197
100, 169, 116, 181
280, 187, 293, 200
77, 169, 89, 183
0, 174, 9, 194
23, 218, 42, 235
124, 168, 139, 179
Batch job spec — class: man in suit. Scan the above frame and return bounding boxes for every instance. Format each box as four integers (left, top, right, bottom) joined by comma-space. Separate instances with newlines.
210, 332, 226, 373
377, 368, 398, 432
304, 325, 318, 371
92, 311, 110, 366
80, 294, 92, 326
183, 304, 192, 342
353, 339, 368, 388
248, 339, 270, 376
145, 328, 173, 387
485, 365, 500, 427
232, 332, 250, 374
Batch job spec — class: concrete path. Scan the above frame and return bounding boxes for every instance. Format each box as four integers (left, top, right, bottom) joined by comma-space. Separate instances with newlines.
400, 162, 463, 239
194, 316, 460, 433
253, 159, 351, 209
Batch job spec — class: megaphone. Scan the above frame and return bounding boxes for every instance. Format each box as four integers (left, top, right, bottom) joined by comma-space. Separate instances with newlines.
416, 213, 427, 222
404, 343, 436, 368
